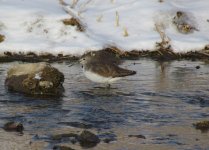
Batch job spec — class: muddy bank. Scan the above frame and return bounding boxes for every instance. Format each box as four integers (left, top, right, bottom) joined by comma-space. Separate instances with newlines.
1, 47, 209, 63
0, 52, 78, 63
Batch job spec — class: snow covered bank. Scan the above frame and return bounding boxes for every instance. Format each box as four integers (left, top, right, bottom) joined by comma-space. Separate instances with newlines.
0, 0, 209, 56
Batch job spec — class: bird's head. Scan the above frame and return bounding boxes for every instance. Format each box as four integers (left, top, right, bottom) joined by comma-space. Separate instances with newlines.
79, 52, 96, 65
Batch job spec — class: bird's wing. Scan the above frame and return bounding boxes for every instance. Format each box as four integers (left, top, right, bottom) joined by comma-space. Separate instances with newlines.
111, 65, 136, 77
89, 62, 136, 78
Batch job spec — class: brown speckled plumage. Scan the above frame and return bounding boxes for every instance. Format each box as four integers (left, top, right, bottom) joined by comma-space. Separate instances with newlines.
85, 61, 136, 78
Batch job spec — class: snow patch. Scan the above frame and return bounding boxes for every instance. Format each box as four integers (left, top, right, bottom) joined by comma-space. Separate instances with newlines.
0, 0, 209, 55
34, 73, 42, 80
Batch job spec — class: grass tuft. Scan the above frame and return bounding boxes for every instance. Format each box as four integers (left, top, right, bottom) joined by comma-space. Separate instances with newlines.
0, 34, 5, 43
123, 27, 129, 37
62, 18, 84, 31
115, 11, 120, 27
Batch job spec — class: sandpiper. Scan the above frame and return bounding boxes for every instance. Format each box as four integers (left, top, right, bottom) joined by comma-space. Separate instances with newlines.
80, 52, 136, 86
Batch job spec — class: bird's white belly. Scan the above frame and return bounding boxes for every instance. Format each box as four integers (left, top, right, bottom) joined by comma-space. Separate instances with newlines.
84, 70, 121, 83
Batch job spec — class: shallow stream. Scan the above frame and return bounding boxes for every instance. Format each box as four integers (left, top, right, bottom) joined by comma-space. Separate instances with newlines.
0, 59, 209, 150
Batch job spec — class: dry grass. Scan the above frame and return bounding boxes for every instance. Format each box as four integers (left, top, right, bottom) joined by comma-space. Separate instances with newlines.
153, 23, 180, 60
72, 0, 79, 8
123, 27, 129, 37
172, 11, 198, 34
62, 18, 84, 31
155, 23, 171, 50
59, 0, 67, 6
96, 15, 103, 22
104, 45, 209, 61
0, 34, 5, 43
59, 0, 86, 32
115, 11, 120, 27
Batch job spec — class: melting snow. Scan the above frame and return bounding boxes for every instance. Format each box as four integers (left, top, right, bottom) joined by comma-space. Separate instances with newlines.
0, 0, 209, 55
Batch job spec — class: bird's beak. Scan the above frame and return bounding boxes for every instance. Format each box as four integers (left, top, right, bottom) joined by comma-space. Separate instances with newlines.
79, 58, 84, 64
79, 54, 87, 63
68, 61, 79, 67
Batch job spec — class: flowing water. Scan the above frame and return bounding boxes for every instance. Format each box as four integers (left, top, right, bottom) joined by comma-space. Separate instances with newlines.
0, 59, 209, 150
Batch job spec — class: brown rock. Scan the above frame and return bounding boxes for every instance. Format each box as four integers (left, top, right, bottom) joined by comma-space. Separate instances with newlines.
5, 62, 64, 96
3, 122, 24, 132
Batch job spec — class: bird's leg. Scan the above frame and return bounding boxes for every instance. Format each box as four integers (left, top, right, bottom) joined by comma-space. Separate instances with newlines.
105, 84, 111, 89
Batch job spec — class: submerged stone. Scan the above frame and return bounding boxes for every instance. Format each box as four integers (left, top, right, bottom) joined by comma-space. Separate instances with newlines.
58, 122, 92, 129
196, 66, 200, 69
128, 134, 146, 139
53, 145, 75, 150
52, 133, 78, 141
3, 121, 24, 132
78, 130, 100, 148
5, 62, 64, 96
51, 130, 100, 148
193, 120, 209, 131
101, 132, 117, 143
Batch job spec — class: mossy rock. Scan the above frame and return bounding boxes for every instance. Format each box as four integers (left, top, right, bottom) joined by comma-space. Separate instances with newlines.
5, 62, 64, 96
0, 34, 5, 43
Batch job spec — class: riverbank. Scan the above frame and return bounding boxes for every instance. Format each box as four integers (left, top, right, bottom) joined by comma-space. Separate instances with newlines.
1, 47, 209, 63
